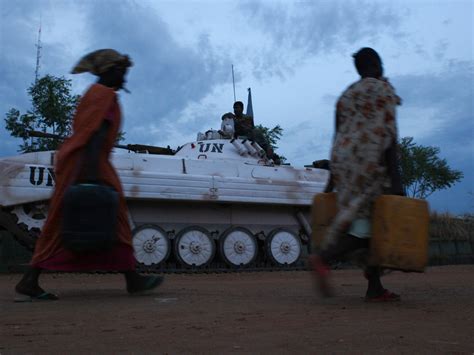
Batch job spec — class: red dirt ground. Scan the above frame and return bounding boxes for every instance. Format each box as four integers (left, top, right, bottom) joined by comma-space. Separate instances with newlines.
1, 265, 473, 354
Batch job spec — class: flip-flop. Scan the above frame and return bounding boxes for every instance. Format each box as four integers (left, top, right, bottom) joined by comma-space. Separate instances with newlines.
128, 276, 164, 295
14, 292, 59, 302
365, 290, 400, 303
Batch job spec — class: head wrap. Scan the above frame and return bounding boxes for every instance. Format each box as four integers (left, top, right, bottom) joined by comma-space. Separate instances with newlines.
71, 49, 133, 75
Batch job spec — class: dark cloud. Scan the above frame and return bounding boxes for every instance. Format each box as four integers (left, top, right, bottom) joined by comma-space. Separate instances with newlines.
0, 1, 472, 215
393, 60, 473, 213
77, 1, 232, 145
0, 0, 232, 153
238, 1, 405, 80
393, 60, 473, 145
0, 1, 50, 156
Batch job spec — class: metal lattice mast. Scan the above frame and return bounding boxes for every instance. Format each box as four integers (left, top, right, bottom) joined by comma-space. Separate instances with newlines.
34, 18, 42, 83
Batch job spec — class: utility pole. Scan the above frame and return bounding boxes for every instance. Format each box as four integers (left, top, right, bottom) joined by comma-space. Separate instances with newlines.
34, 18, 42, 83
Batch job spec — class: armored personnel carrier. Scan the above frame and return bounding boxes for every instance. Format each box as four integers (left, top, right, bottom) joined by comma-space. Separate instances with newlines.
0, 122, 328, 271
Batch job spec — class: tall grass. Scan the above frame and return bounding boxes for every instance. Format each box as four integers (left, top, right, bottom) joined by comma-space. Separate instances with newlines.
429, 212, 474, 241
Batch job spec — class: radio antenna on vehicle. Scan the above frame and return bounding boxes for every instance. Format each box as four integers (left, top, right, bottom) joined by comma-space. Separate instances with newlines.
232, 64, 236, 102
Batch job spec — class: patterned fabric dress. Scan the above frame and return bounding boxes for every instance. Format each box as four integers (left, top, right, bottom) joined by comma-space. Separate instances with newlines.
31, 84, 136, 271
323, 77, 400, 248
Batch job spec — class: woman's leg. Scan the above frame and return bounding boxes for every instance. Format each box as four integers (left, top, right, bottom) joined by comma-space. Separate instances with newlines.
319, 235, 369, 264
364, 266, 384, 297
364, 266, 400, 301
15, 266, 58, 300
15, 266, 42, 294
310, 235, 368, 297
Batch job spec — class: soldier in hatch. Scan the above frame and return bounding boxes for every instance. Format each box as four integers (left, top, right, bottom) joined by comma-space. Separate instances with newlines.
221, 101, 281, 164
231, 101, 255, 138
220, 101, 254, 139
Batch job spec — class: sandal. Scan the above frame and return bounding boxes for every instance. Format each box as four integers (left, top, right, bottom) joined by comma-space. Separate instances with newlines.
14, 291, 59, 302
365, 289, 400, 302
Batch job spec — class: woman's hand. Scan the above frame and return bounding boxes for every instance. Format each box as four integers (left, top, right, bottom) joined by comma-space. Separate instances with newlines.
385, 140, 405, 196
324, 173, 334, 193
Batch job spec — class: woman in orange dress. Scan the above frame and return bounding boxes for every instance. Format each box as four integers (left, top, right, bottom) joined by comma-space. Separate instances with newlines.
15, 49, 163, 300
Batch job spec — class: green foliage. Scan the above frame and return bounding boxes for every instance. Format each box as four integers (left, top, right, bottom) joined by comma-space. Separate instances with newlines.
116, 130, 126, 144
253, 124, 286, 163
399, 137, 463, 199
4, 75, 80, 153
253, 124, 283, 150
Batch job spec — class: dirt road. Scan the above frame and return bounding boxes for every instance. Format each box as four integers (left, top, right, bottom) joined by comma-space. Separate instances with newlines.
1, 265, 473, 354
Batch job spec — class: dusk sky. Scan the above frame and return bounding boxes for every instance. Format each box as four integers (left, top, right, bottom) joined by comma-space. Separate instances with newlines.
0, 0, 472, 214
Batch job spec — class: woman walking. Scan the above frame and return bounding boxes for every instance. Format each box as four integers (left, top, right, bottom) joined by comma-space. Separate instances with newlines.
15, 49, 163, 301
310, 48, 403, 301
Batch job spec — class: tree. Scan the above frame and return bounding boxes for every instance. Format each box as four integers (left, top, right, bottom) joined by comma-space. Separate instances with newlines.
398, 136, 463, 199
253, 124, 283, 150
253, 124, 286, 163
5, 75, 80, 153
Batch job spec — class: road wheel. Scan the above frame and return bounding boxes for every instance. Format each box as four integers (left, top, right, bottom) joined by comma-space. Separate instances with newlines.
266, 228, 301, 266
175, 226, 215, 267
220, 227, 257, 268
132, 225, 171, 266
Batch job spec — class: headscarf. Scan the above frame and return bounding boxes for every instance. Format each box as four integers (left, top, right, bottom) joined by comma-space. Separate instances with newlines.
71, 49, 133, 75
352, 47, 382, 71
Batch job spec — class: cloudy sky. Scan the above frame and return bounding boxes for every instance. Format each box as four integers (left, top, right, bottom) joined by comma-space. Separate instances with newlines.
0, 0, 472, 214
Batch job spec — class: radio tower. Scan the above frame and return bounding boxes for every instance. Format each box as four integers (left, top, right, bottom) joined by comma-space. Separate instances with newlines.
34, 18, 42, 83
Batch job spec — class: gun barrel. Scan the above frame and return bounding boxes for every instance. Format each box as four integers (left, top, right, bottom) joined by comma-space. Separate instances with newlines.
27, 131, 174, 155
28, 131, 64, 140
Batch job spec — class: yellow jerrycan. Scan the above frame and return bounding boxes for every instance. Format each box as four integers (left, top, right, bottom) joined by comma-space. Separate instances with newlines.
311, 193, 430, 272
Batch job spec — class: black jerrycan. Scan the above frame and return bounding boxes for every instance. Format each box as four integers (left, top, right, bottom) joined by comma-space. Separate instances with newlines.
62, 183, 119, 253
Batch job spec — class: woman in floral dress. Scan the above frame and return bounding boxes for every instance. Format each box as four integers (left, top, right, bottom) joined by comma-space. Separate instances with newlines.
310, 48, 404, 301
